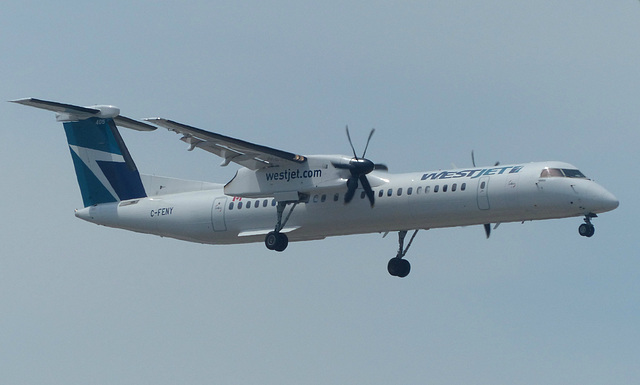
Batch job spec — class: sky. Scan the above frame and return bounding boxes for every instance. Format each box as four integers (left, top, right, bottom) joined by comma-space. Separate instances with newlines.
1, 1, 639, 384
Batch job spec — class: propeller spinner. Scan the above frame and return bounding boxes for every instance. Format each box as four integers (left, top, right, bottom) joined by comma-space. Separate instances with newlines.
333, 126, 377, 207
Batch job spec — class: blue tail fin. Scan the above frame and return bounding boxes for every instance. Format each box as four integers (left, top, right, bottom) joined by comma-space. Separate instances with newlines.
64, 117, 147, 207
11, 98, 157, 207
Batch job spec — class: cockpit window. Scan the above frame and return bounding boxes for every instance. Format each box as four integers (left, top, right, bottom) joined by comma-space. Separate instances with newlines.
540, 168, 564, 178
540, 168, 587, 179
562, 169, 587, 178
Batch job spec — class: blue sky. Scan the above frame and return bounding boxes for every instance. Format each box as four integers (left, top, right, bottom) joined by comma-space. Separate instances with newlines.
1, 1, 638, 384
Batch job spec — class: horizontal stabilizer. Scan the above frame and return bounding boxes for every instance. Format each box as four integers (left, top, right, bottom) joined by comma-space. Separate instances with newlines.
11, 98, 156, 131
113, 115, 157, 132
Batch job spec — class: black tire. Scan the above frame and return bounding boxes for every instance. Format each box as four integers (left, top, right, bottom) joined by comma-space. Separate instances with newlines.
274, 233, 289, 252
579, 224, 595, 237
387, 258, 411, 277
265, 231, 278, 250
397, 259, 411, 278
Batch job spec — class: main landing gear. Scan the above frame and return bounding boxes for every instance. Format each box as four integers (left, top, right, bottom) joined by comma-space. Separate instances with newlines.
387, 230, 419, 278
265, 201, 298, 252
578, 213, 596, 238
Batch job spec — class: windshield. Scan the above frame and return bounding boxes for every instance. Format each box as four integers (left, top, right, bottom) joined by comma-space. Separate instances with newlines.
540, 168, 587, 179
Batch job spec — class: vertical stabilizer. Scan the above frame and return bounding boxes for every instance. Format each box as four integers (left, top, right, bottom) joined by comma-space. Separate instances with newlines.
63, 117, 147, 206
11, 98, 156, 207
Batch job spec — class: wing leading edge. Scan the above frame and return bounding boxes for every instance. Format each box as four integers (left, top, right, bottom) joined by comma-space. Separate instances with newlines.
145, 118, 307, 170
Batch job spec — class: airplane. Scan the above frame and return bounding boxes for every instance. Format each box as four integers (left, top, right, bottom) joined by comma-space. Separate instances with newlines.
12, 98, 619, 277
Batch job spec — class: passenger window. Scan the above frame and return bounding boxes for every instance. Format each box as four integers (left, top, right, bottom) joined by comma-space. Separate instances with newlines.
334, 193, 339, 202
229, 202, 234, 210
461, 183, 466, 191
238, 202, 243, 209
387, 189, 393, 197
378, 190, 384, 198
434, 185, 439, 193
443, 184, 448, 192
407, 187, 413, 195
321, 194, 327, 202
425, 186, 431, 194
361, 191, 366, 199
271, 199, 276, 206
416, 186, 423, 194
255, 201, 260, 208
263, 199, 268, 207
452, 183, 457, 192
480, 181, 486, 189
246, 201, 251, 209
397, 188, 403, 196
313, 194, 319, 203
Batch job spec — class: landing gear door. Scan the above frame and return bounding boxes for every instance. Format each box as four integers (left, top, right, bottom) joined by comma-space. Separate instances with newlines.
477, 176, 490, 210
211, 197, 227, 232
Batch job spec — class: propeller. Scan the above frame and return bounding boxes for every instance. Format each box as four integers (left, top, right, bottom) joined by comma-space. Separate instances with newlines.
333, 126, 377, 207
472, 150, 500, 167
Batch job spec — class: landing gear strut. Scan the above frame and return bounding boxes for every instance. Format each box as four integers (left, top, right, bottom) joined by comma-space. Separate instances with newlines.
264, 201, 298, 252
388, 230, 419, 278
578, 213, 596, 238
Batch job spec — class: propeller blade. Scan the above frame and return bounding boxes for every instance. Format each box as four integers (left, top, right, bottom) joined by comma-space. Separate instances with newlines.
344, 182, 357, 204
471, 150, 476, 167
340, 126, 377, 207
359, 174, 375, 207
484, 223, 491, 239
345, 125, 358, 159
374, 163, 388, 171
361, 128, 375, 158
344, 176, 358, 204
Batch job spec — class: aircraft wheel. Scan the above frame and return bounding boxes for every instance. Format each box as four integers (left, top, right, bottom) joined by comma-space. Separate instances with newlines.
387, 258, 411, 278
579, 223, 595, 237
274, 233, 288, 252
265, 231, 279, 250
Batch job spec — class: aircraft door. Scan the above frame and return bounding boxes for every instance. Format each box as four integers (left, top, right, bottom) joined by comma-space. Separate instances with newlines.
477, 176, 490, 210
211, 196, 227, 231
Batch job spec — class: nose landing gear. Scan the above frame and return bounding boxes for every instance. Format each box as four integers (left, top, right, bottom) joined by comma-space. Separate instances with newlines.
578, 213, 596, 237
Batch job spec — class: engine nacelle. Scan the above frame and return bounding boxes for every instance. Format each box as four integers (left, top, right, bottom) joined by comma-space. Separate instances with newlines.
224, 155, 350, 198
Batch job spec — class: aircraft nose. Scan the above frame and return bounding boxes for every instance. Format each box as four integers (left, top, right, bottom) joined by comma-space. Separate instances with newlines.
590, 185, 619, 213
601, 189, 619, 212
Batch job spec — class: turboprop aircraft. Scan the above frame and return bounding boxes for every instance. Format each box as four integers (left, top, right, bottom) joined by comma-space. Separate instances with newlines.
12, 98, 619, 277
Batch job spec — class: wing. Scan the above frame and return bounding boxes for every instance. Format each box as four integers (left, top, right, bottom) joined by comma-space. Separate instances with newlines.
145, 118, 307, 170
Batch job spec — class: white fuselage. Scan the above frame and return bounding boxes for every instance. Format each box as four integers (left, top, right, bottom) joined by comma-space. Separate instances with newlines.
74, 161, 619, 245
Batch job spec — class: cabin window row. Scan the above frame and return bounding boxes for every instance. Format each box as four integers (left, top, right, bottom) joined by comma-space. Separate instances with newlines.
229, 198, 278, 210
228, 194, 336, 210
373, 183, 467, 198
228, 182, 468, 210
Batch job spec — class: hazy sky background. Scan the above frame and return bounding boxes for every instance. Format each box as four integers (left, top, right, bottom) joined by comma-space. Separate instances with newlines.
1, 1, 638, 384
